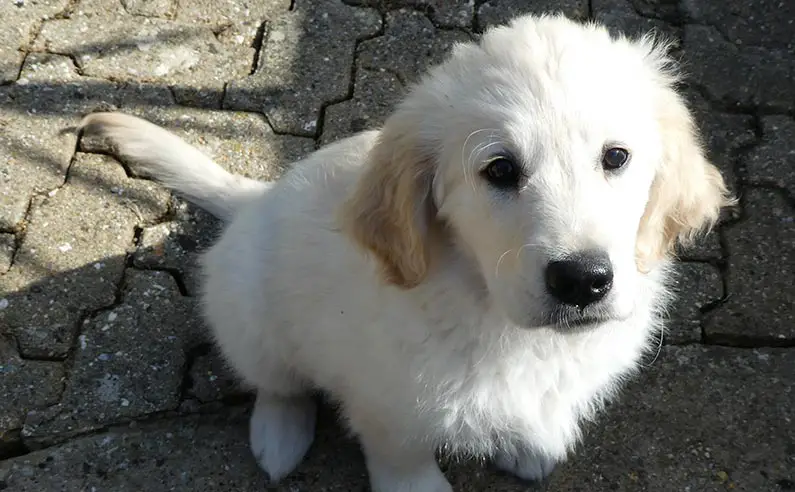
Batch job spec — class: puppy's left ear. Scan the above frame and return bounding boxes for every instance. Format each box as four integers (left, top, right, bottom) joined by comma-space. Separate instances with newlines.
339, 111, 437, 289
636, 92, 735, 270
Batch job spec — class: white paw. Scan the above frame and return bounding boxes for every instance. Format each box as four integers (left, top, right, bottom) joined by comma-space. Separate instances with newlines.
366, 458, 452, 492
494, 447, 558, 482
249, 393, 317, 483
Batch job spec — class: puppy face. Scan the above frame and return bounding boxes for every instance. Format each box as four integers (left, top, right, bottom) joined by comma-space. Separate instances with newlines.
341, 15, 732, 330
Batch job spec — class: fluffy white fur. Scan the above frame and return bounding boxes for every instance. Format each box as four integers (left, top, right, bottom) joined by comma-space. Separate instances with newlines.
79, 14, 732, 492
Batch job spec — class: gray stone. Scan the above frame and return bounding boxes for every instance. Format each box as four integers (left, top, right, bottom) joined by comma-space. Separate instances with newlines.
743, 116, 795, 193
0, 0, 69, 83
1, 407, 372, 492
344, 0, 475, 28
665, 261, 723, 344
172, 0, 291, 105
0, 234, 14, 274
132, 200, 222, 296
4, 346, 793, 491
536, 346, 795, 491
186, 346, 246, 404
682, 0, 795, 50
0, 55, 119, 230
358, 10, 471, 84
423, 0, 475, 28
692, 106, 757, 196
72, 0, 128, 16
122, 0, 177, 18
33, 16, 254, 108
321, 68, 403, 145
21, 269, 206, 449
0, 153, 170, 360
706, 188, 795, 342
676, 231, 723, 261
592, 0, 680, 39
174, 0, 289, 26
0, 340, 63, 458
683, 25, 795, 112
225, 0, 382, 135
622, 0, 680, 20
3, 411, 273, 491
17, 52, 83, 84
477, 0, 588, 30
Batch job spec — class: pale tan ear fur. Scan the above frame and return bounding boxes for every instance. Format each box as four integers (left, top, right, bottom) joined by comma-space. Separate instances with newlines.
339, 114, 436, 289
636, 92, 736, 271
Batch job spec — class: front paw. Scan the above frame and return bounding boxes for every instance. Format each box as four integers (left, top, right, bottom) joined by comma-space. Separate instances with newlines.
494, 447, 558, 482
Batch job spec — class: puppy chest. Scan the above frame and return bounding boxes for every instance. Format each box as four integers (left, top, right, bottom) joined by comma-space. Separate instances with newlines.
419, 364, 598, 455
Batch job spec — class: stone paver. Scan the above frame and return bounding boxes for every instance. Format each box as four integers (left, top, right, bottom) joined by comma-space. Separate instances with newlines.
345, 0, 475, 28
225, 0, 381, 135
538, 346, 795, 492
321, 67, 403, 145
2, 346, 792, 491
0, 340, 64, 459
0, 0, 70, 84
0, 153, 169, 360
681, 0, 795, 49
185, 345, 245, 404
358, 10, 471, 84
122, 0, 176, 18
0, 234, 14, 274
683, 25, 795, 112
22, 270, 205, 449
478, 0, 588, 29
0, 0, 793, 490
591, 0, 679, 39
0, 55, 118, 230
32, 16, 253, 109
743, 116, 795, 193
666, 261, 723, 344
321, 8, 469, 144
707, 188, 795, 343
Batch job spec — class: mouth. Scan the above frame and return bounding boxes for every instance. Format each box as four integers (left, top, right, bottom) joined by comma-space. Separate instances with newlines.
541, 305, 616, 331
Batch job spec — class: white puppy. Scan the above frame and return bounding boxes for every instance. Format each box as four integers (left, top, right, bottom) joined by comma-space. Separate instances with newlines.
80, 14, 732, 492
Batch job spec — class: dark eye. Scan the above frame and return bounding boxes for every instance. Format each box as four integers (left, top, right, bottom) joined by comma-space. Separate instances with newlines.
602, 147, 630, 170
482, 156, 521, 189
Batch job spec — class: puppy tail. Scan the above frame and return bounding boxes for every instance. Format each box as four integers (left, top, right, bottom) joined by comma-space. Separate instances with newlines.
79, 112, 269, 221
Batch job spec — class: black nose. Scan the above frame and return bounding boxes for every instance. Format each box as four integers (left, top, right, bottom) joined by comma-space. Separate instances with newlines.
545, 250, 614, 308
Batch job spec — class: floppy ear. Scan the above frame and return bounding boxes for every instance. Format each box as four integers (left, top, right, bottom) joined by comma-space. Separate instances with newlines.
636, 93, 735, 271
339, 112, 437, 288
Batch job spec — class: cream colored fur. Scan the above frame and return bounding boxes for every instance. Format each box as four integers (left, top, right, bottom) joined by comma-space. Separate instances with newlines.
79, 14, 732, 492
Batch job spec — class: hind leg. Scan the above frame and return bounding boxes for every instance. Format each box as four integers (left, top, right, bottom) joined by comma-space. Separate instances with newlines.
248, 369, 317, 483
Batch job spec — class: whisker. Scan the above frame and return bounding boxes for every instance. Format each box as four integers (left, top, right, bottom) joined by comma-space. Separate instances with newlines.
643, 325, 665, 367
516, 242, 543, 258
494, 248, 515, 278
468, 141, 506, 192
461, 128, 498, 190
461, 128, 501, 192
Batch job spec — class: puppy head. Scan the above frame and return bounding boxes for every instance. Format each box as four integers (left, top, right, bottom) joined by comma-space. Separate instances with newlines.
341, 14, 733, 328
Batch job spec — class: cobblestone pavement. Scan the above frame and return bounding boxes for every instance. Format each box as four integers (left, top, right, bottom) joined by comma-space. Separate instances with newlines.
0, 0, 793, 491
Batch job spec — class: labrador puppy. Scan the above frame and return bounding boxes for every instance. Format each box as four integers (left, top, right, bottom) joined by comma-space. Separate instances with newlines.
79, 14, 733, 492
